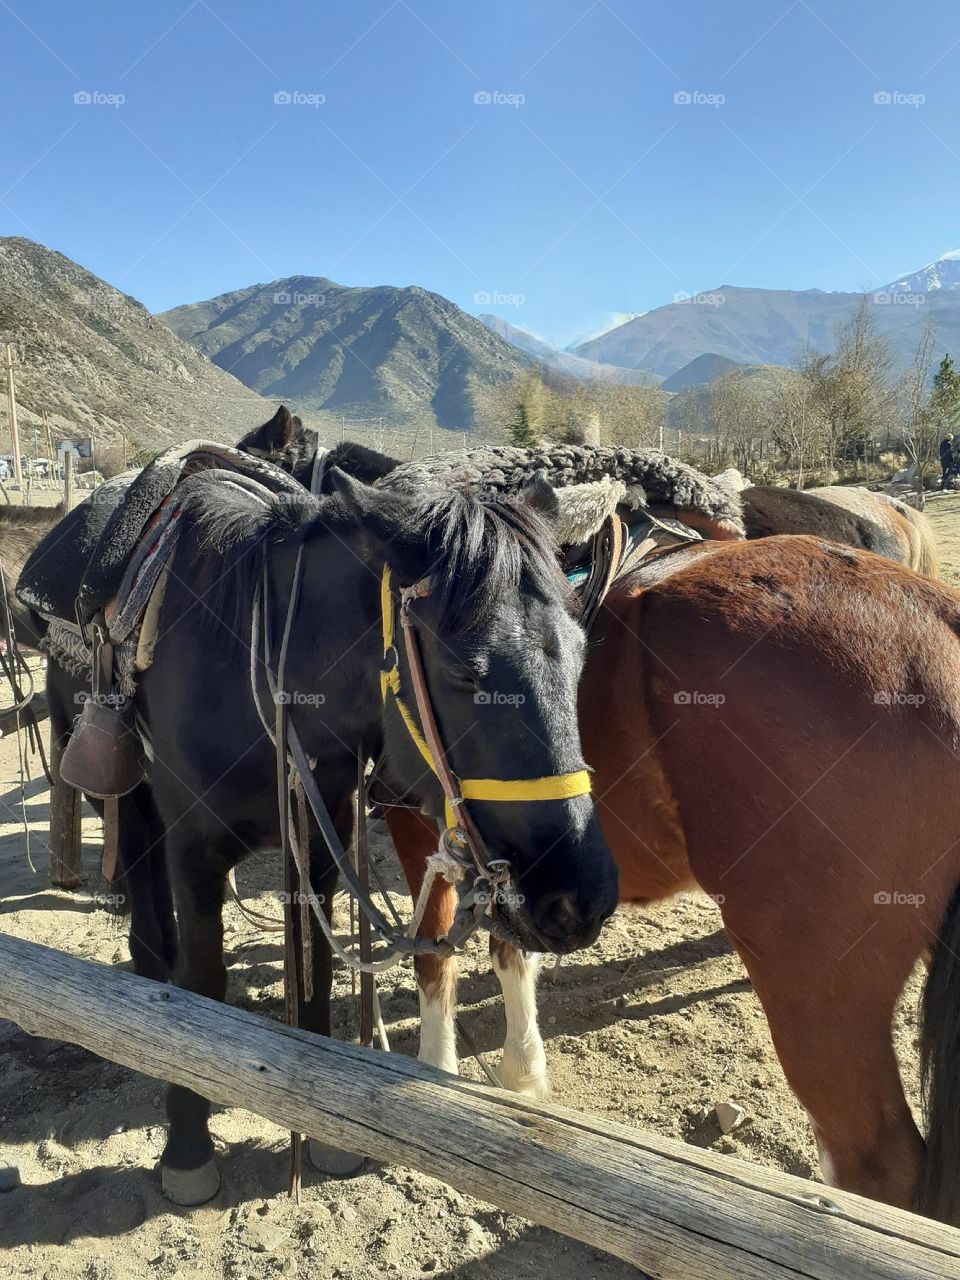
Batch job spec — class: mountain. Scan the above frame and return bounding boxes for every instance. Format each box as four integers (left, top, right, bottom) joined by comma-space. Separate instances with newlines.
0, 238, 269, 454
660, 353, 746, 393
665, 362, 787, 430
477, 314, 660, 385
572, 280, 960, 379
883, 252, 960, 294
162, 278, 537, 433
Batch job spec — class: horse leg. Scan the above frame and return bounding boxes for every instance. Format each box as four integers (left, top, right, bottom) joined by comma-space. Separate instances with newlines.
491, 939, 549, 1098
119, 786, 175, 982
721, 916, 924, 1209
385, 808, 459, 1075
160, 839, 229, 1205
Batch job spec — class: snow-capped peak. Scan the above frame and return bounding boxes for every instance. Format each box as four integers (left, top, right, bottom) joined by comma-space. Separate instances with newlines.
883, 253, 960, 293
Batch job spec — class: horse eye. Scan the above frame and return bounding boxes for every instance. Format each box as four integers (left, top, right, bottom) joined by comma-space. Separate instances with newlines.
445, 663, 477, 690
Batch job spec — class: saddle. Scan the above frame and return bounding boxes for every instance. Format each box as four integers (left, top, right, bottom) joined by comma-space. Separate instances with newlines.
17, 441, 308, 799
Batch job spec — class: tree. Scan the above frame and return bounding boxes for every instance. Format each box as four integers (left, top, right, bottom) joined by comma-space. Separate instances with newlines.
899, 323, 939, 501
930, 353, 960, 434
506, 372, 546, 447
800, 296, 897, 480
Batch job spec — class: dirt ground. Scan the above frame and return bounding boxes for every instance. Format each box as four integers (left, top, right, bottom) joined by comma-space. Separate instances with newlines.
1, 494, 957, 1280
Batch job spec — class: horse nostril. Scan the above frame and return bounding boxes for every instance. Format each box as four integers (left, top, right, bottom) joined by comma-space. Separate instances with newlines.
536, 891, 583, 939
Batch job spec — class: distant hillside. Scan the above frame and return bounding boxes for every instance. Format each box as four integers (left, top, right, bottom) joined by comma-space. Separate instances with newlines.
162, 278, 537, 433
478, 314, 660, 386
665, 362, 787, 430
660, 352, 745, 392
0, 237, 269, 452
574, 267, 960, 378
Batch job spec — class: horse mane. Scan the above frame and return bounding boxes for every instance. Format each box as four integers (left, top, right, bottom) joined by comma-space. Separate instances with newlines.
383, 486, 571, 631
165, 472, 569, 647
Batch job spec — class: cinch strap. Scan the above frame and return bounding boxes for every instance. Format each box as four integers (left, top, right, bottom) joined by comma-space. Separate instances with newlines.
379, 565, 591, 834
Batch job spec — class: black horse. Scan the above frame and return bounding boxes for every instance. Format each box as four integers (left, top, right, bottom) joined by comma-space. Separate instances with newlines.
236, 403, 400, 491
35, 454, 618, 1204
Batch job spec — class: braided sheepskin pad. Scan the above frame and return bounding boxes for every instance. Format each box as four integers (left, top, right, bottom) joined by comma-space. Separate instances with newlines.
380, 444, 744, 533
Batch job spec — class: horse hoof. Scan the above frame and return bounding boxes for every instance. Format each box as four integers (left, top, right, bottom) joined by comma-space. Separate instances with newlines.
307, 1139, 368, 1178
161, 1159, 221, 1205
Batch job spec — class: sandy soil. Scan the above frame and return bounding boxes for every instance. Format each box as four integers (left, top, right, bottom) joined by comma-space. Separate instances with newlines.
1, 497, 955, 1279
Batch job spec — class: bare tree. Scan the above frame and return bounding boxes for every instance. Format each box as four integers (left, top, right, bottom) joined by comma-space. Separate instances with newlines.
898, 322, 939, 503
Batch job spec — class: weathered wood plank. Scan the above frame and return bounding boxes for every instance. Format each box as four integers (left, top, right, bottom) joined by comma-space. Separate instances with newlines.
0, 692, 48, 738
0, 932, 958, 1279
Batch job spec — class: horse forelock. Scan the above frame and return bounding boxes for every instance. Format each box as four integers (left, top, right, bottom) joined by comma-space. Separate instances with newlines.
404, 488, 571, 633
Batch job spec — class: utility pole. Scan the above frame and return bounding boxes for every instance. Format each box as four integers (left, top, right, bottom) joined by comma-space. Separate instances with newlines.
4, 343, 23, 488
43, 413, 55, 481
63, 448, 74, 512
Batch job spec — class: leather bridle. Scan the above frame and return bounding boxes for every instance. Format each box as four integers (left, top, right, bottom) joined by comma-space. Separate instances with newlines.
379, 564, 592, 881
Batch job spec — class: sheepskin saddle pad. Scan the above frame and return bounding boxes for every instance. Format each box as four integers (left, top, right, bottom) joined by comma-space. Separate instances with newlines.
17, 440, 303, 633
379, 443, 745, 540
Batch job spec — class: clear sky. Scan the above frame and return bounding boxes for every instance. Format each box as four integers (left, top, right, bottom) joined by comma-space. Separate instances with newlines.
2, 1, 960, 347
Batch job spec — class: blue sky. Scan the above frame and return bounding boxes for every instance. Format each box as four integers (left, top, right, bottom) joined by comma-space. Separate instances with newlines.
2, 1, 960, 347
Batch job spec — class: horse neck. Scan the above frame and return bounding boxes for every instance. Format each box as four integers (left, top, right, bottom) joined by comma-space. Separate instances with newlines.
269, 535, 384, 767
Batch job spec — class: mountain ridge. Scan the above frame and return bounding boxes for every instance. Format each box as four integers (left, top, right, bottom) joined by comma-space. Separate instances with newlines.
0, 237, 270, 454
161, 277, 537, 433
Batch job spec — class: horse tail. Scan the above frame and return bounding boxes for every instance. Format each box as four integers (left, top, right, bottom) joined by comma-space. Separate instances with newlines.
901, 505, 939, 577
886, 500, 939, 576
918, 881, 960, 1223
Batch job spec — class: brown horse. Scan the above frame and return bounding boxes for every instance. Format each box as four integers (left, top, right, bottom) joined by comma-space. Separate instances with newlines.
808, 485, 939, 576
387, 533, 960, 1223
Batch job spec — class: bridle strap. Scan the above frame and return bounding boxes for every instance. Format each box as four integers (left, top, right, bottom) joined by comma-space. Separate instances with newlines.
398, 588, 491, 870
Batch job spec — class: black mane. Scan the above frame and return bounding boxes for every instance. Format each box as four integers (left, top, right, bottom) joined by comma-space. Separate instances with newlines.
165, 472, 568, 645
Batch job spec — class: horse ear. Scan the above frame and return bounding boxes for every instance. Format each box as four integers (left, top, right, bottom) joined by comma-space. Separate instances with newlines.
328, 468, 431, 584
238, 405, 295, 456
520, 470, 560, 524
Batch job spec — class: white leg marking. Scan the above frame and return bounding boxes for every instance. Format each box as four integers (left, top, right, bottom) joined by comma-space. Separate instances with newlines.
808, 1115, 839, 1188
493, 948, 550, 1098
418, 979, 459, 1076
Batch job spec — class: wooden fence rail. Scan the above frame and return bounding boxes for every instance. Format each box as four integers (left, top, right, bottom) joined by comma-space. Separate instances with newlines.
0, 932, 958, 1279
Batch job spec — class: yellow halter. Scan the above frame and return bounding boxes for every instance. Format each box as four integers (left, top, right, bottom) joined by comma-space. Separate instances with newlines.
379, 565, 591, 833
